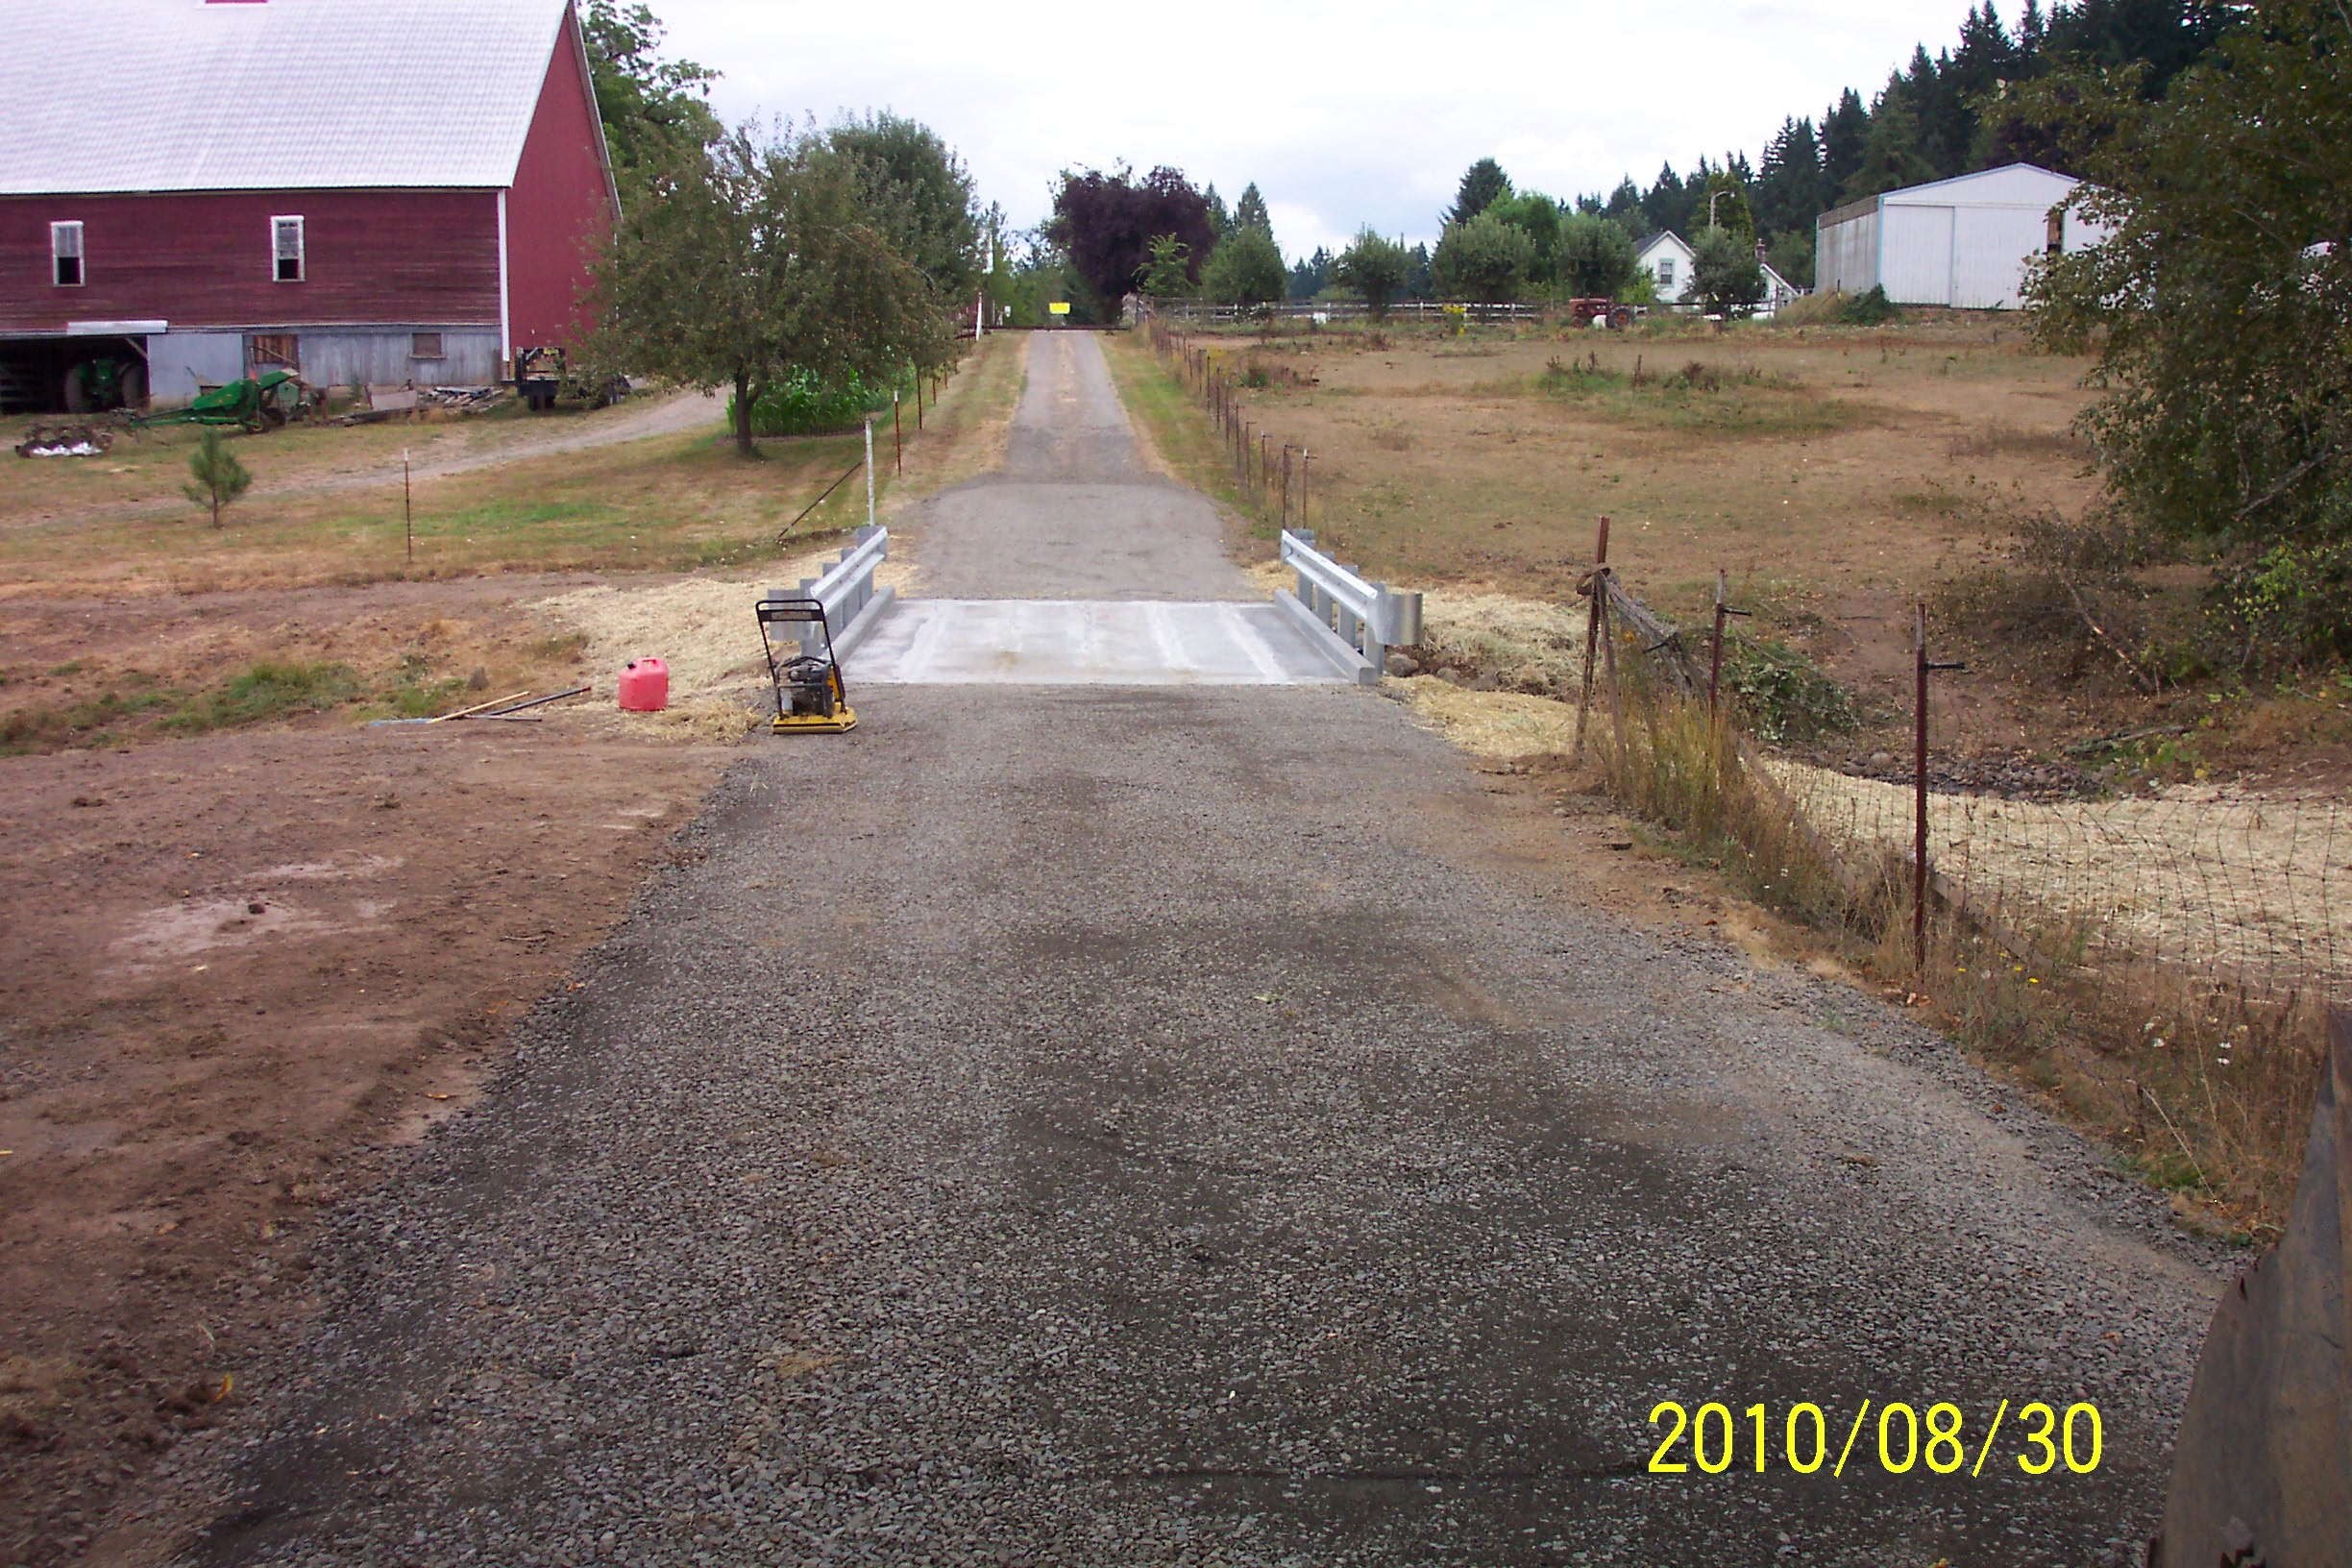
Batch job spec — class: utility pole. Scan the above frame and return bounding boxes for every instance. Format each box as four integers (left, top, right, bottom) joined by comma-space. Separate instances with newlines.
864, 419, 875, 530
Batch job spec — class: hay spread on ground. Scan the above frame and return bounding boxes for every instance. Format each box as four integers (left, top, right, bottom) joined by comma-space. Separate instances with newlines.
1387, 676, 1581, 759
531, 546, 918, 706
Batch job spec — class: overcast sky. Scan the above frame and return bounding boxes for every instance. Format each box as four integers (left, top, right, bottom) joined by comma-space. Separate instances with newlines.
652, 0, 1975, 258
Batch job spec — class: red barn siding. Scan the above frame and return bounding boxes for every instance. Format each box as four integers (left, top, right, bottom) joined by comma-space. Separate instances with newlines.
505, 10, 615, 350
0, 189, 500, 333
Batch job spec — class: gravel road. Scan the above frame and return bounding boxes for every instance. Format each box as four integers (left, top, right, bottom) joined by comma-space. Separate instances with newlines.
158, 334, 2225, 1568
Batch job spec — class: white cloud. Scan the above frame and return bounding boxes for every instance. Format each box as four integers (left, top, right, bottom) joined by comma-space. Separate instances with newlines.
651, 0, 1981, 258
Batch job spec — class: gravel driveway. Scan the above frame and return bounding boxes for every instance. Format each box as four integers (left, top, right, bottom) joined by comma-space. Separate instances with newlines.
156, 334, 2225, 1568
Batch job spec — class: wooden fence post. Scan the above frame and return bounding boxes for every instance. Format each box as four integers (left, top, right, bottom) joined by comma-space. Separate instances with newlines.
1573, 516, 1611, 759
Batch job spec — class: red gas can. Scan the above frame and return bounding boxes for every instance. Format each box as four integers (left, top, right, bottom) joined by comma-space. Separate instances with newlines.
617, 657, 670, 712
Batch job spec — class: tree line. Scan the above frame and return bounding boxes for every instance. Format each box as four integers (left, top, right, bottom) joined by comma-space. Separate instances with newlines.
578, 1, 983, 453
1045, 0, 2224, 323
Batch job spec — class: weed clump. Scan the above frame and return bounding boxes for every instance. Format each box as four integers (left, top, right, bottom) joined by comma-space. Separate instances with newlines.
170, 661, 356, 733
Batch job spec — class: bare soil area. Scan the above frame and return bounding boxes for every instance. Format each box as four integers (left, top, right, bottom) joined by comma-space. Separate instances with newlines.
0, 721, 724, 1563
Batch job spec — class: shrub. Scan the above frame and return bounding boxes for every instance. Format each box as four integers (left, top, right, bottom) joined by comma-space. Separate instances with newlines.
1840, 284, 1900, 325
1721, 635, 1861, 743
732, 367, 897, 437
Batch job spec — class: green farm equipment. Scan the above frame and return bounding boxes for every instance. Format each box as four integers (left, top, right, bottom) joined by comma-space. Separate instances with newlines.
135, 370, 310, 432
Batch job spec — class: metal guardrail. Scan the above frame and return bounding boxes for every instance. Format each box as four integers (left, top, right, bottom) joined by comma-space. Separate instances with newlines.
1276, 527, 1423, 684
773, 525, 894, 658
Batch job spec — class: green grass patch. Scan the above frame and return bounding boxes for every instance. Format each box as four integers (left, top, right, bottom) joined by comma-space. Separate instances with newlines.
166, 660, 357, 734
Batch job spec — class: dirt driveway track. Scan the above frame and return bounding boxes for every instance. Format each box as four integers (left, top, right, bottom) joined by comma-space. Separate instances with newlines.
151, 334, 2223, 1567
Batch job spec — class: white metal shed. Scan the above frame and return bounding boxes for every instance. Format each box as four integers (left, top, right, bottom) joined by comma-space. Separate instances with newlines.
1814, 163, 2101, 309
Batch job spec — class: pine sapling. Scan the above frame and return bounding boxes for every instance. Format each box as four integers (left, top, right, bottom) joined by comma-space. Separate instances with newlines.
183, 429, 253, 527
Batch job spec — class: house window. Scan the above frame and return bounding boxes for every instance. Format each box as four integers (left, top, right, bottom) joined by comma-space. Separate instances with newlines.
272, 215, 305, 282
411, 332, 444, 359
1656, 257, 1676, 287
249, 333, 299, 371
2046, 210, 2064, 257
51, 221, 84, 286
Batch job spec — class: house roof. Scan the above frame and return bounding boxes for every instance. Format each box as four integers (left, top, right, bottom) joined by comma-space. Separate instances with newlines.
1634, 230, 1693, 262
0, 0, 585, 196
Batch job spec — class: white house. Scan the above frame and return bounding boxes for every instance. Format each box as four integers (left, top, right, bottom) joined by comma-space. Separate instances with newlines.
1632, 230, 1803, 314
1814, 163, 2102, 309
1634, 231, 1695, 303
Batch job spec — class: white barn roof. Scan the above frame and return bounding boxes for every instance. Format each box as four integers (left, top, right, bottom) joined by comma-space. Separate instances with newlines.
0, 0, 576, 196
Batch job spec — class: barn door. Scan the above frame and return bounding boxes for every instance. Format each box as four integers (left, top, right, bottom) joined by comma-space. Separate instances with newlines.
246, 333, 300, 374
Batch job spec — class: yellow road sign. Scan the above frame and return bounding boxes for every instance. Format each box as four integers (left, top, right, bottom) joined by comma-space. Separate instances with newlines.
1048, 302, 1071, 316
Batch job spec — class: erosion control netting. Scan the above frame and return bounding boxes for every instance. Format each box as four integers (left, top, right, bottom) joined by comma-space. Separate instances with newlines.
1772, 767, 2350, 1003
1433, 576, 2350, 1009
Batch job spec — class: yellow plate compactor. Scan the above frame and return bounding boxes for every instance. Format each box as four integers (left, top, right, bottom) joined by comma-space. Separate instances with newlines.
754, 595, 858, 734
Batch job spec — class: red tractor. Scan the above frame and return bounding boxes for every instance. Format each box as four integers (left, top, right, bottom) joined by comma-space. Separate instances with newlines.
1568, 298, 1639, 330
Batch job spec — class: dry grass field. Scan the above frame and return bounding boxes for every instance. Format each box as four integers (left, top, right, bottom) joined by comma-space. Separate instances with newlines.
1108, 315, 2140, 758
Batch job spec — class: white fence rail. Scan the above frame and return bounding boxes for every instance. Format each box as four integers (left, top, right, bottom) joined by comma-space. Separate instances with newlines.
1276, 527, 1423, 685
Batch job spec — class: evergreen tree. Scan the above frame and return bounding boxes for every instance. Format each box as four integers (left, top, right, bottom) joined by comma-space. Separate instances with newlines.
1820, 89, 1870, 199
1136, 235, 1193, 297
1234, 182, 1272, 237
1602, 177, 1646, 233
1203, 183, 1232, 237
1445, 159, 1513, 227
1842, 83, 1938, 200
1639, 163, 1686, 237
1404, 242, 1434, 300
1755, 117, 1825, 236
183, 429, 252, 527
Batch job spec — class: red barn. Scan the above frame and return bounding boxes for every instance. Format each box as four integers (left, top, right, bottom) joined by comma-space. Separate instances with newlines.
0, 0, 620, 411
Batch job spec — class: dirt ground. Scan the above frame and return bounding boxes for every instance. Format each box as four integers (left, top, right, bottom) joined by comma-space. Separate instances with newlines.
0, 719, 725, 1562
0, 338, 1025, 1565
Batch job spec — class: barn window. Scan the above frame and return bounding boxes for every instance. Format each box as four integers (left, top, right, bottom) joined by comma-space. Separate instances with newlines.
51, 222, 84, 286
1656, 257, 1676, 287
411, 332, 444, 359
2046, 210, 2064, 256
272, 215, 305, 282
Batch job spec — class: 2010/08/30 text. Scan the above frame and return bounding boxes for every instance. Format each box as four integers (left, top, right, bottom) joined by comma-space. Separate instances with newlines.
1647, 1399, 2101, 1478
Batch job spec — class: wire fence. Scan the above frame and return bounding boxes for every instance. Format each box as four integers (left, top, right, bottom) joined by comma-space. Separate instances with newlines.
1776, 767, 2350, 1006
1572, 531, 2350, 1017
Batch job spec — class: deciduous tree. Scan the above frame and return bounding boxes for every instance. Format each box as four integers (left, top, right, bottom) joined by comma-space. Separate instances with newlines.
2024, 0, 2351, 658
581, 0, 720, 173
1202, 227, 1286, 307
830, 112, 982, 301
597, 129, 943, 455
1046, 165, 1216, 318
1333, 230, 1409, 319
1688, 228, 1766, 317
1433, 212, 1533, 305
1556, 212, 1637, 298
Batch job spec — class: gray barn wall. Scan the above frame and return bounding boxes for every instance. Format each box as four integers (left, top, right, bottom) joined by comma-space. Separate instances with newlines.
1815, 206, 1878, 296
144, 326, 501, 406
